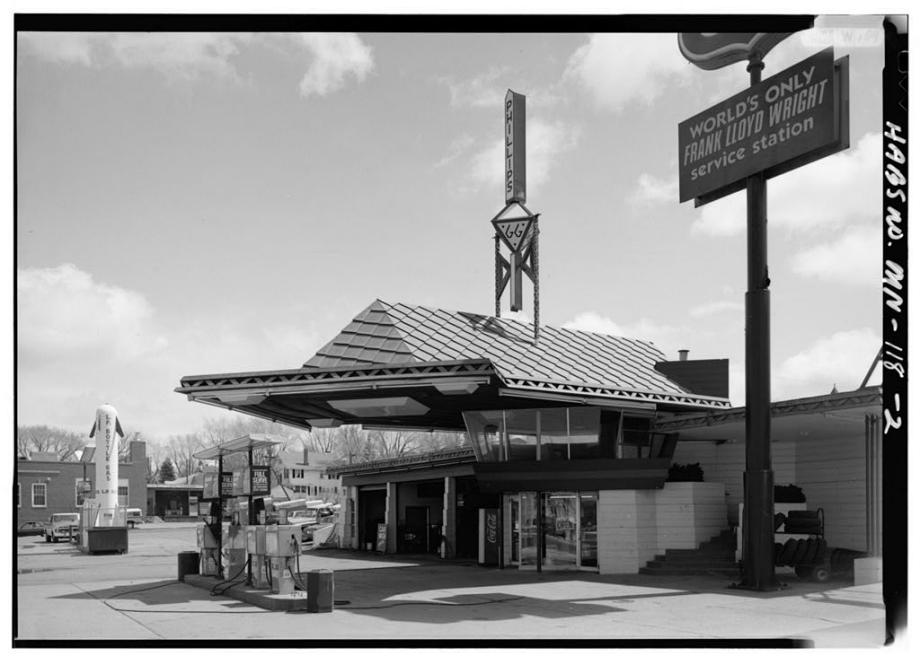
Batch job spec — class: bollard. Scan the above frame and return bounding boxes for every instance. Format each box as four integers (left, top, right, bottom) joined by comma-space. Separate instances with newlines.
177, 551, 200, 581
306, 569, 334, 613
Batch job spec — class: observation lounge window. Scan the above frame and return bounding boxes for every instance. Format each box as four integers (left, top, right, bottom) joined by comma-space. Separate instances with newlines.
464, 407, 608, 463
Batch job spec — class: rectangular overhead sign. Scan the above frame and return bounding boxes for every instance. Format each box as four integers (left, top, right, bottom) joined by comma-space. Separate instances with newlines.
505, 90, 526, 204
679, 48, 847, 203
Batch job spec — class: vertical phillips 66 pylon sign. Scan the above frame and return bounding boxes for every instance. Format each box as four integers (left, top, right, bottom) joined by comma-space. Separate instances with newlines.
505, 90, 526, 204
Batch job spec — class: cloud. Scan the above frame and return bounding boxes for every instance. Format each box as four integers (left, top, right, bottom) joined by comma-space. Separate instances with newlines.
563, 311, 679, 352
295, 33, 374, 98
469, 119, 580, 196
692, 132, 881, 237
15, 263, 327, 438
109, 33, 246, 80
775, 328, 882, 398
689, 300, 744, 319
629, 173, 679, 206
791, 225, 881, 286
435, 133, 476, 168
17, 263, 168, 364
18, 32, 374, 97
563, 311, 625, 336
442, 66, 509, 108
564, 33, 689, 112
18, 32, 96, 65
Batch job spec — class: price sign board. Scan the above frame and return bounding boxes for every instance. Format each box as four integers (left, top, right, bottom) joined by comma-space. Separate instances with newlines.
250, 466, 270, 496
220, 472, 235, 498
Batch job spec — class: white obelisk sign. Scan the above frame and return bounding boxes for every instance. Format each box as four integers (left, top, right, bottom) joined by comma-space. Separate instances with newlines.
89, 403, 124, 526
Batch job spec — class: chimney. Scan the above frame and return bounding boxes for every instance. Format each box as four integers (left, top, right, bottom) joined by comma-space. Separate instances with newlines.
678, 349, 690, 362
303, 447, 310, 466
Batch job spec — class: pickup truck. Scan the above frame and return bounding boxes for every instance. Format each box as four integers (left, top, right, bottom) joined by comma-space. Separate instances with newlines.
44, 512, 80, 543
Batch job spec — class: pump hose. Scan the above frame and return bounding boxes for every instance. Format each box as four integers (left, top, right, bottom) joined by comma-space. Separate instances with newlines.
210, 555, 251, 596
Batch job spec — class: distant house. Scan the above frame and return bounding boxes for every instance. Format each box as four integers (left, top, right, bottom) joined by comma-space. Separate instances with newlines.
276, 448, 343, 504
146, 470, 206, 519
16, 439, 147, 525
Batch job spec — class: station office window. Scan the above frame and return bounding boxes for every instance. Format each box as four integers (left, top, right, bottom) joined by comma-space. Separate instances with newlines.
32, 483, 47, 508
118, 479, 129, 507
465, 407, 626, 462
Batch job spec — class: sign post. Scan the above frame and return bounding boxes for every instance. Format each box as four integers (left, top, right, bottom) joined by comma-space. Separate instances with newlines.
740, 52, 778, 592
679, 32, 848, 592
492, 89, 541, 342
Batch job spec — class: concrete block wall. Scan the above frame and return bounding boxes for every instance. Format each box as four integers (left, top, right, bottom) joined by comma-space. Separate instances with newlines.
675, 433, 869, 551
795, 431, 867, 551
597, 490, 646, 574
655, 482, 727, 549
597, 482, 727, 574
673, 441, 797, 524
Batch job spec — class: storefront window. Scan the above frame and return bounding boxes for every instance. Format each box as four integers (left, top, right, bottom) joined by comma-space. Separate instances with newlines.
503, 490, 599, 571
579, 492, 598, 568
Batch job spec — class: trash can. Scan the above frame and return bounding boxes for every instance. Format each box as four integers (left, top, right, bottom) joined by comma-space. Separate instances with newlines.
177, 551, 200, 581
306, 569, 334, 613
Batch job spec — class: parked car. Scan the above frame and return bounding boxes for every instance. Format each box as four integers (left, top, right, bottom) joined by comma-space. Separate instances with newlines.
17, 521, 46, 536
44, 512, 80, 543
126, 508, 145, 528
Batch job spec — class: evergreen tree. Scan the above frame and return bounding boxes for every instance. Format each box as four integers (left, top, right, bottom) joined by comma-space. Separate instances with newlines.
158, 458, 177, 482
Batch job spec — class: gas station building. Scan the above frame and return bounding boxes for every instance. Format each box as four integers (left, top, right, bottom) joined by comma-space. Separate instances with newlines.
177, 299, 883, 574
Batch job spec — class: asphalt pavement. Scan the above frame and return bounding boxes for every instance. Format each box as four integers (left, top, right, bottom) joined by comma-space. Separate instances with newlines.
15, 522, 889, 646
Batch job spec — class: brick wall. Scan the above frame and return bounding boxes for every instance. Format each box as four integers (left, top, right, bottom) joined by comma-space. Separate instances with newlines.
16, 440, 147, 526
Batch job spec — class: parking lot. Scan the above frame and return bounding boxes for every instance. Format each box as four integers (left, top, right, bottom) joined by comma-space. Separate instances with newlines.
15, 522, 887, 645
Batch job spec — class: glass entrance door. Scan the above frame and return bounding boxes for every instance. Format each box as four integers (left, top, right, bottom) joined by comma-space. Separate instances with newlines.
519, 492, 539, 568
542, 492, 578, 569
509, 495, 520, 565
503, 491, 599, 571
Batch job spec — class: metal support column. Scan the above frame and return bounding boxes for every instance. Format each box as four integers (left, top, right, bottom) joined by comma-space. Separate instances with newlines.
739, 53, 779, 591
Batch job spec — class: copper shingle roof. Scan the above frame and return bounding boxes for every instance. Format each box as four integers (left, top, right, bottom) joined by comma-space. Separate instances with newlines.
304, 300, 702, 399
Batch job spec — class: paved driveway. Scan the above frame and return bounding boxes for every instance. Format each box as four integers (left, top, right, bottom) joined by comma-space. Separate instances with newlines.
15, 524, 887, 645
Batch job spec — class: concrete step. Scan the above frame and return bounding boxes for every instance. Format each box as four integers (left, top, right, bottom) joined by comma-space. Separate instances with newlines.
665, 548, 734, 558
653, 554, 735, 564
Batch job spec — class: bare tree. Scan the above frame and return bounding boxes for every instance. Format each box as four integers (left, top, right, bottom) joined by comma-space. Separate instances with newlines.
165, 433, 204, 480
370, 430, 423, 460
17, 425, 87, 461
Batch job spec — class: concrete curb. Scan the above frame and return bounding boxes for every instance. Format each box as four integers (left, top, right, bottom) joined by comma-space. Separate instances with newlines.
182, 574, 309, 611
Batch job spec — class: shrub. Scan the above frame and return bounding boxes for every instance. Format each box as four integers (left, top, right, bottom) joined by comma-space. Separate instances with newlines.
774, 484, 806, 503
667, 462, 704, 482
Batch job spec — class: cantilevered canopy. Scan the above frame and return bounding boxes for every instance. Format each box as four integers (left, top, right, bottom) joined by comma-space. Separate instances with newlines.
193, 434, 282, 460
176, 300, 731, 432
653, 387, 882, 443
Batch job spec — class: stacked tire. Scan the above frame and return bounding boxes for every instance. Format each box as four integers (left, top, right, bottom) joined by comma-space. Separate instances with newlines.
783, 510, 823, 534
774, 537, 830, 582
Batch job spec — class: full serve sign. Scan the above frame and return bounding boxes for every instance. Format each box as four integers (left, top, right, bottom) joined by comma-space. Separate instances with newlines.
679, 48, 848, 203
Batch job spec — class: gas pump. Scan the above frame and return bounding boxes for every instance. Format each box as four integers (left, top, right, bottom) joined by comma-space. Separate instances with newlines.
222, 500, 249, 581
265, 524, 301, 595
196, 522, 220, 576
246, 525, 269, 589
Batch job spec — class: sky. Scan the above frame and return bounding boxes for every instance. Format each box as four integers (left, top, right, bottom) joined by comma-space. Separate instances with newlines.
15, 15, 888, 441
